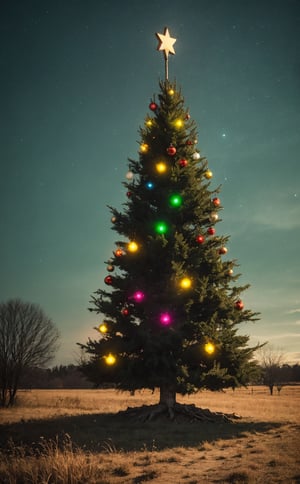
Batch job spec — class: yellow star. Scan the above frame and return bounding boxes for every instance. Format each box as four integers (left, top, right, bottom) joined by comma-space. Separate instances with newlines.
156, 27, 176, 58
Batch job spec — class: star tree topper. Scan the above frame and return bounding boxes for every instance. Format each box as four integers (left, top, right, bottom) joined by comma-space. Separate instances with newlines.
156, 27, 176, 79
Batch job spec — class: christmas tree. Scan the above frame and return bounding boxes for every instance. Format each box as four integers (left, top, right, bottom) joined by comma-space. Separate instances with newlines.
79, 28, 259, 420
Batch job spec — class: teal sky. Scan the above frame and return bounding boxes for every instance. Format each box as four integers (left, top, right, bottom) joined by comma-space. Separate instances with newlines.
1, 0, 299, 365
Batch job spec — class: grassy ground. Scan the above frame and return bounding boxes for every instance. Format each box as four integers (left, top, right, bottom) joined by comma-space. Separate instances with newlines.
0, 387, 299, 483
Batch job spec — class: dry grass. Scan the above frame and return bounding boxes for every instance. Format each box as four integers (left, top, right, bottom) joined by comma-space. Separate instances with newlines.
0, 387, 300, 483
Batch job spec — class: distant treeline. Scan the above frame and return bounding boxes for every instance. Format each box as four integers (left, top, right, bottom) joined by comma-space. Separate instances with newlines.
20, 365, 93, 389
19, 363, 300, 390
267, 363, 300, 384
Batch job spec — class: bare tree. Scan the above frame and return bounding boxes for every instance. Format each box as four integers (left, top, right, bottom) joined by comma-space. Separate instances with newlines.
257, 345, 284, 395
0, 298, 59, 406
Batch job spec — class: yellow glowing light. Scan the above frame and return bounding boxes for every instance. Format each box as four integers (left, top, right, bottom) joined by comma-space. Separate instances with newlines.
140, 143, 149, 153
99, 323, 108, 334
204, 342, 215, 355
156, 162, 167, 174
128, 241, 139, 253
146, 119, 153, 127
104, 353, 116, 365
180, 277, 192, 289
169, 89, 175, 95
175, 119, 183, 128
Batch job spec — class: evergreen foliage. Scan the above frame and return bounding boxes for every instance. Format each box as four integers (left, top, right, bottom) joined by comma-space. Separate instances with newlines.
79, 80, 260, 401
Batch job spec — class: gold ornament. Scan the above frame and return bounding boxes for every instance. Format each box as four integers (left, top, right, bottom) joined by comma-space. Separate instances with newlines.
204, 170, 213, 179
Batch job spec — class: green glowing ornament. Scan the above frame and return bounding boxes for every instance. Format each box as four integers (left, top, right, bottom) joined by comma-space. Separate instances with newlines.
169, 194, 182, 207
154, 221, 168, 234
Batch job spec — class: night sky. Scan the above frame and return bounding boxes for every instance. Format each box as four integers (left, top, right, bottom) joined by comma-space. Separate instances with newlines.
1, 0, 299, 366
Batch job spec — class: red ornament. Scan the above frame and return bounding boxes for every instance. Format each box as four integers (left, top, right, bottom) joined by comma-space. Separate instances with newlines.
114, 248, 124, 257
167, 145, 177, 156
196, 235, 205, 244
126, 191, 132, 197
212, 197, 221, 207
235, 300, 244, 310
149, 102, 158, 111
121, 307, 129, 316
207, 227, 215, 236
104, 275, 113, 285
219, 247, 227, 255
178, 158, 188, 168
186, 140, 193, 145
185, 113, 191, 120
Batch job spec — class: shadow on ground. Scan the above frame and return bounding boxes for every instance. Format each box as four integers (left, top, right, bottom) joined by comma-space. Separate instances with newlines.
0, 409, 283, 453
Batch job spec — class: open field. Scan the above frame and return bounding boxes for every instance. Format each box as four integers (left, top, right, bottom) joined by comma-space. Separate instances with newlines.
0, 387, 299, 483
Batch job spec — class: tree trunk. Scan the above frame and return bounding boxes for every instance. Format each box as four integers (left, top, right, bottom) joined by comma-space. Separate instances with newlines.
159, 383, 176, 409
8, 386, 17, 406
120, 382, 241, 422
0, 387, 8, 407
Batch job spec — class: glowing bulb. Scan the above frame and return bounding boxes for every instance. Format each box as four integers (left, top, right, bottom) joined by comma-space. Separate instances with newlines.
160, 312, 171, 325
156, 162, 167, 174
99, 323, 108, 334
175, 119, 183, 128
168, 89, 175, 95
154, 221, 168, 234
204, 342, 215, 355
114, 248, 124, 257
169, 194, 182, 208
140, 143, 149, 153
146, 119, 153, 127
146, 181, 154, 189
180, 277, 192, 289
104, 353, 116, 365
128, 241, 139, 253
133, 291, 145, 302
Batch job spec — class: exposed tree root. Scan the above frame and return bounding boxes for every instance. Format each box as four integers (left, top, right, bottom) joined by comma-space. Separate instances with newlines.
118, 403, 242, 423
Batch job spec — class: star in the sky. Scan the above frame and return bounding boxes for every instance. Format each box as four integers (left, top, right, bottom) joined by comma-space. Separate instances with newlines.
156, 27, 176, 58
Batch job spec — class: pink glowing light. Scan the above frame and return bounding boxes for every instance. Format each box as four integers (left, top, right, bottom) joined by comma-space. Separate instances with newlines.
160, 312, 171, 325
133, 291, 145, 302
